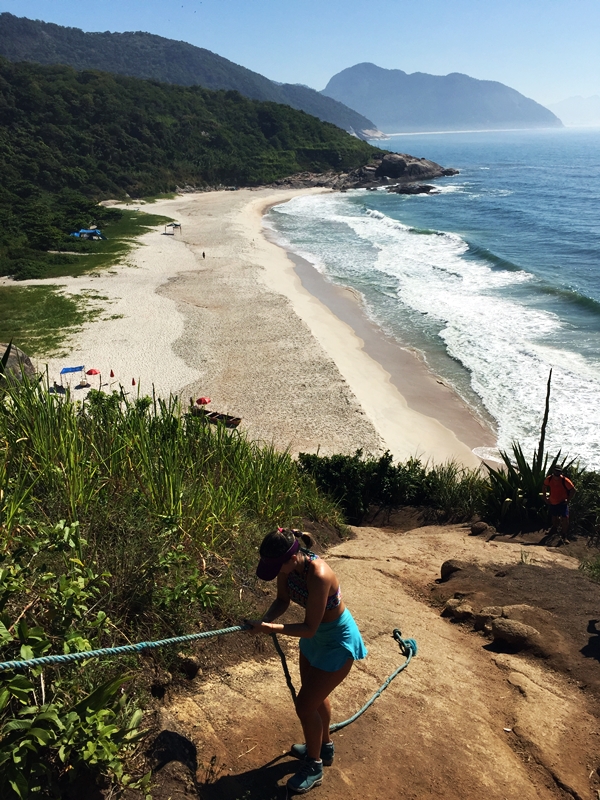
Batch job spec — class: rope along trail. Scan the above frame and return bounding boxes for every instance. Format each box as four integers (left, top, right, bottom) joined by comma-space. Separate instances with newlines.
0, 624, 417, 730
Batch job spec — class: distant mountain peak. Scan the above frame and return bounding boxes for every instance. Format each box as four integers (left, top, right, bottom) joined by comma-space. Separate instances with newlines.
322, 62, 562, 133
547, 95, 600, 126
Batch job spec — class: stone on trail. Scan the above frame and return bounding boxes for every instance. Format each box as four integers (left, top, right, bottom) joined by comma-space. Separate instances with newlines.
470, 521, 489, 536
440, 558, 471, 581
491, 618, 541, 650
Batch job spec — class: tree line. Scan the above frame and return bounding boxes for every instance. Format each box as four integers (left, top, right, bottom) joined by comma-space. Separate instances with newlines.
0, 58, 377, 279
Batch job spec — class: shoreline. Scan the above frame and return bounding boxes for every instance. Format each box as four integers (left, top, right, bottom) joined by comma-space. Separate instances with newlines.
26, 187, 495, 467
275, 238, 497, 453
249, 194, 495, 466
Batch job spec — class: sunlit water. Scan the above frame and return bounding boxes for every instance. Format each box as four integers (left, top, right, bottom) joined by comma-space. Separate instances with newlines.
265, 128, 600, 468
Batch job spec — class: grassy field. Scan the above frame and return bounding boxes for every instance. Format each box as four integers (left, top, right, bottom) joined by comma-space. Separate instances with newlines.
0, 209, 173, 357
34, 210, 173, 280
0, 284, 97, 357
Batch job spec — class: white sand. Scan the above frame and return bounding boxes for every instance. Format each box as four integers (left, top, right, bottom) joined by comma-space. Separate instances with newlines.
24, 188, 493, 467
36, 229, 200, 397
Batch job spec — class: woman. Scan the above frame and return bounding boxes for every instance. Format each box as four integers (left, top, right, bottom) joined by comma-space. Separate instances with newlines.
246, 528, 367, 794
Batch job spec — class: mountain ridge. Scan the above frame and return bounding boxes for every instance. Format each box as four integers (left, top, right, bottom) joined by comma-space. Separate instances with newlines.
322, 62, 563, 133
0, 12, 380, 139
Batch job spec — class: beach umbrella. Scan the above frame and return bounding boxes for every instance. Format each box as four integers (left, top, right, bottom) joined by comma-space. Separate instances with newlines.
132, 378, 136, 386
86, 368, 101, 389
110, 369, 115, 378
196, 396, 211, 406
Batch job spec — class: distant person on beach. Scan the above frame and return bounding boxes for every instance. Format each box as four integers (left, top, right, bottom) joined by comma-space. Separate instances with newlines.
246, 528, 367, 794
202, 251, 205, 259
543, 466, 576, 540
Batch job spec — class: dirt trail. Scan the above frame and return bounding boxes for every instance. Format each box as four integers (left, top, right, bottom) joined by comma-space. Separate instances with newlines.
155, 526, 600, 799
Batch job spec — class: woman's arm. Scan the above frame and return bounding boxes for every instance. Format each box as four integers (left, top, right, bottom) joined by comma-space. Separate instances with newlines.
262, 573, 291, 622
246, 572, 291, 628
249, 564, 330, 638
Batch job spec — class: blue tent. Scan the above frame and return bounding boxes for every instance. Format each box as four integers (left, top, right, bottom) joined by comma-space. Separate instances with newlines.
70, 229, 107, 240
60, 366, 84, 374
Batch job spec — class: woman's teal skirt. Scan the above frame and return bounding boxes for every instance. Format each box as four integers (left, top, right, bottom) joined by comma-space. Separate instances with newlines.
299, 608, 367, 672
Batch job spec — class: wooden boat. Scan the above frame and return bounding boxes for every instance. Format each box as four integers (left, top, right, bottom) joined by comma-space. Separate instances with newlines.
189, 405, 242, 428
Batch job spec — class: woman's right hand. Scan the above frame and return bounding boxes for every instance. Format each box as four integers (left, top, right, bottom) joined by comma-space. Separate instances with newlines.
243, 618, 272, 634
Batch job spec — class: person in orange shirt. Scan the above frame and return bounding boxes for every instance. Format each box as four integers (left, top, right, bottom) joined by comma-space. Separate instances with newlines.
543, 466, 576, 541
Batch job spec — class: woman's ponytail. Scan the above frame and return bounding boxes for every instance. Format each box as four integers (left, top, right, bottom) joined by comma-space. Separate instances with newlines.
292, 529, 315, 549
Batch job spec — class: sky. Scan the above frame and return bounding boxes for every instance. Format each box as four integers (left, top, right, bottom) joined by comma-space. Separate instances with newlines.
1, 0, 599, 106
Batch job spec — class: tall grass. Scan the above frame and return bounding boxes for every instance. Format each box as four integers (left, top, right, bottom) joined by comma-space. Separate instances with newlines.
0, 377, 342, 639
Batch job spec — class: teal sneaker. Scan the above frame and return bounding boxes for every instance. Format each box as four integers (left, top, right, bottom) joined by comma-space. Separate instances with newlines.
287, 758, 323, 794
290, 741, 334, 766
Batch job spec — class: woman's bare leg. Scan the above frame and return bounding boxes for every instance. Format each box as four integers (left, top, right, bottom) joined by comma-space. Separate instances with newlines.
296, 654, 353, 759
300, 653, 333, 744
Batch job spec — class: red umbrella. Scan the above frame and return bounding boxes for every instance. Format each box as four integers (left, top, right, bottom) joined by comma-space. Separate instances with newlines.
132, 378, 136, 386
110, 369, 115, 378
86, 368, 101, 388
196, 396, 211, 405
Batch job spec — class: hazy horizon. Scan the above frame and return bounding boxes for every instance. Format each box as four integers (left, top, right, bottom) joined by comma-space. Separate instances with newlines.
1, 1, 599, 107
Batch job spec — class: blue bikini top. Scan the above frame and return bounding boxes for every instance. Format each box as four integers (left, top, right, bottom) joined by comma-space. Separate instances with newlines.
287, 550, 342, 610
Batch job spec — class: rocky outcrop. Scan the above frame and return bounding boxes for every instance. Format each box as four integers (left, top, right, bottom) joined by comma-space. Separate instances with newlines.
0, 343, 36, 384
268, 153, 459, 192
470, 521, 491, 536
440, 559, 471, 582
491, 618, 541, 649
375, 153, 458, 181
387, 184, 438, 195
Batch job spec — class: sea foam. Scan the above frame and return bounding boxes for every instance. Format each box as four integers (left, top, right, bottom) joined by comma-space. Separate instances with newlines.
268, 193, 600, 468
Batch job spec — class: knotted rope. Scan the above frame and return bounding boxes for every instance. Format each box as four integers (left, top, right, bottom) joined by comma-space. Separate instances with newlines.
272, 627, 417, 731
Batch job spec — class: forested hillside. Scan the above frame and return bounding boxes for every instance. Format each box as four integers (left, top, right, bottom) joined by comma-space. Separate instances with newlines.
0, 12, 378, 138
0, 58, 376, 279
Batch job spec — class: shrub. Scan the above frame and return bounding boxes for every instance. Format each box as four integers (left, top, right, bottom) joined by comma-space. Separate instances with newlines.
0, 521, 148, 798
298, 450, 486, 524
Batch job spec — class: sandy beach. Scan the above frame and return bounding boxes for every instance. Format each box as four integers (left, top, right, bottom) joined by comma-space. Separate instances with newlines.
35, 187, 495, 467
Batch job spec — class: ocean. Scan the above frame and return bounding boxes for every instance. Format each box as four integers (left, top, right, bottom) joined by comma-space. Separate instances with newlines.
264, 127, 600, 469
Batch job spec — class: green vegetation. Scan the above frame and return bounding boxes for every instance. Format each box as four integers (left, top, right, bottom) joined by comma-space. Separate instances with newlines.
0, 12, 376, 136
13, 209, 173, 282
580, 554, 600, 582
298, 446, 600, 537
0, 376, 342, 795
0, 57, 377, 280
0, 522, 149, 799
298, 450, 488, 525
0, 286, 93, 357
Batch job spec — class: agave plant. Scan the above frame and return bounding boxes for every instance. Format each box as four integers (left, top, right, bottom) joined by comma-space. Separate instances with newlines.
486, 370, 573, 529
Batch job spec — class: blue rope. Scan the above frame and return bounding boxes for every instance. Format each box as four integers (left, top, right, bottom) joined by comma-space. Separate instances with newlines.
0, 625, 248, 672
331, 629, 417, 731
0, 624, 418, 733
271, 628, 417, 732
